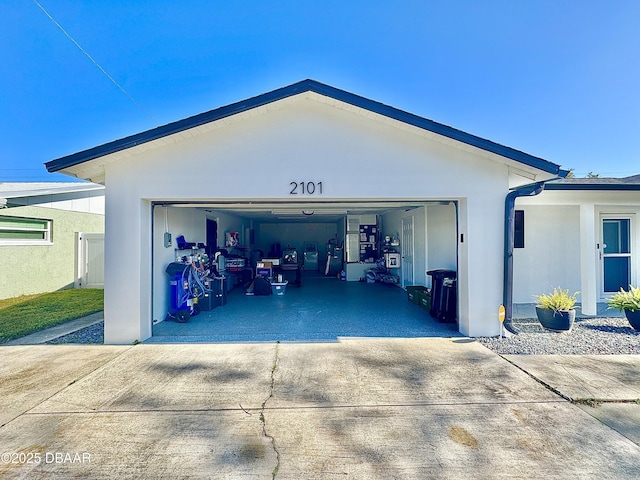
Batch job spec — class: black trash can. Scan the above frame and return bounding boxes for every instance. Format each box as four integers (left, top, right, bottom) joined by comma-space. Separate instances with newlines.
198, 277, 218, 312
427, 269, 457, 323
213, 276, 227, 306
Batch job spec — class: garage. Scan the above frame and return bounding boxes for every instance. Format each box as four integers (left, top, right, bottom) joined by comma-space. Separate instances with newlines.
45, 79, 565, 344
148, 200, 459, 342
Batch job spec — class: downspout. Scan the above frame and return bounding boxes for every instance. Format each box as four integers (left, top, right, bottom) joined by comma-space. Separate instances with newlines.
503, 181, 545, 334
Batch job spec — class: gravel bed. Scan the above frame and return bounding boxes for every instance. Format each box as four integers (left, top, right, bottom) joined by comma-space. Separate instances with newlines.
46, 317, 640, 354
46, 321, 104, 344
477, 316, 640, 355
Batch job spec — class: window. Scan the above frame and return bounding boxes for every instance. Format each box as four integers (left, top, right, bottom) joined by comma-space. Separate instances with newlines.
0, 215, 52, 245
514, 210, 525, 248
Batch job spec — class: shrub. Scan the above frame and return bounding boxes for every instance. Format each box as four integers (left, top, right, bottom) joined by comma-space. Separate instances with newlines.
534, 287, 579, 311
607, 286, 640, 312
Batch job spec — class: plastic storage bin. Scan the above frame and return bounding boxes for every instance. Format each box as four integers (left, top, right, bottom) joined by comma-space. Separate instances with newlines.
406, 286, 427, 305
270, 281, 288, 295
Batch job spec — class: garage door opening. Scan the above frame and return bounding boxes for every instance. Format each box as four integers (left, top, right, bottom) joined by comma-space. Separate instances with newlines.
151, 200, 459, 341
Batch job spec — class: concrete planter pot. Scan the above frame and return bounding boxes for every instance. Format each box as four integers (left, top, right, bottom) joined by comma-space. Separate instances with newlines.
624, 309, 640, 331
535, 307, 575, 332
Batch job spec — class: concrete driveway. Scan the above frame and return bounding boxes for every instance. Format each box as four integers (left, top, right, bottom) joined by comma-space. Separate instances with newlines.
1, 339, 639, 479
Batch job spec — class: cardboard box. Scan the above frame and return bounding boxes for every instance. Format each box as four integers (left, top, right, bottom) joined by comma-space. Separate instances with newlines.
256, 261, 273, 278
256, 267, 272, 278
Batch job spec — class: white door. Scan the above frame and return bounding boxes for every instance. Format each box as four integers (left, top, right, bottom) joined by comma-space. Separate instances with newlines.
600, 216, 634, 296
76, 232, 105, 288
401, 216, 414, 287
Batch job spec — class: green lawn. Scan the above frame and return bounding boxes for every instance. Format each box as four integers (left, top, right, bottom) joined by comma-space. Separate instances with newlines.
0, 289, 104, 343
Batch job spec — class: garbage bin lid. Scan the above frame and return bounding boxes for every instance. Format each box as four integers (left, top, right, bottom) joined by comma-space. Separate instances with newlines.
166, 262, 190, 276
426, 269, 456, 279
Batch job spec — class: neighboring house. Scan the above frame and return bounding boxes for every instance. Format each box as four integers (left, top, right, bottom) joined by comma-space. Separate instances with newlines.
512, 175, 640, 315
0, 182, 105, 299
45, 79, 570, 344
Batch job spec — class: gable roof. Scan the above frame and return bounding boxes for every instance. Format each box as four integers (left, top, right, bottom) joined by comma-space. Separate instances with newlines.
45, 79, 567, 177
545, 174, 640, 191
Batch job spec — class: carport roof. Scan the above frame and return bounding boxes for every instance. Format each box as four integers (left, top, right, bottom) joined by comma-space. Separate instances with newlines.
45, 79, 568, 177
0, 182, 103, 198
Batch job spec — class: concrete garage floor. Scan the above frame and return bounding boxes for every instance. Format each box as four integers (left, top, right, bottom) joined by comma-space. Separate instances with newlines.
151, 272, 461, 342
1, 339, 639, 479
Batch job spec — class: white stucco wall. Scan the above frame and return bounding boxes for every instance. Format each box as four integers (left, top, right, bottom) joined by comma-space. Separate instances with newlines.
96, 95, 528, 342
102, 173, 152, 343
457, 191, 507, 336
512, 205, 581, 303
513, 189, 640, 313
0, 206, 104, 299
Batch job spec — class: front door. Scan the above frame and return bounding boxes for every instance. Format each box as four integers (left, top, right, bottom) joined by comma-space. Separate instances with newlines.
601, 216, 633, 295
401, 216, 414, 287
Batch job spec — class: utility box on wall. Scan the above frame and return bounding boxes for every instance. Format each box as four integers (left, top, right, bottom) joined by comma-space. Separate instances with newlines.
384, 252, 400, 269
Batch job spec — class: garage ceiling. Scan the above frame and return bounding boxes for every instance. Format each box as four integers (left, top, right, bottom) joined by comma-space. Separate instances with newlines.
157, 200, 448, 223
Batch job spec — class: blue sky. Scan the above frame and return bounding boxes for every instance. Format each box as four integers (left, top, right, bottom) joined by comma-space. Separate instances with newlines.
2, 1, 639, 181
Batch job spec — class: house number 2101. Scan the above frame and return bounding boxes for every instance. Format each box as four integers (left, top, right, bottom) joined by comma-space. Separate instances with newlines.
289, 181, 323, 195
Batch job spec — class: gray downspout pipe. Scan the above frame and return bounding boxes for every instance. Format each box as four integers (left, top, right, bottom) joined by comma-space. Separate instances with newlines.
503, 181, 545, 334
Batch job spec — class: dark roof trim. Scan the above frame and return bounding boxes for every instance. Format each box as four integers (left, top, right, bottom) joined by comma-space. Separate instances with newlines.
46, 79, 565, 176
544, 174, 640, 190
545, 183, 640, 191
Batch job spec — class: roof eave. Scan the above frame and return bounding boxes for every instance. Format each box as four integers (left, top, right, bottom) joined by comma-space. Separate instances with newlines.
544, 183, 640, 191
45, 79, 564, 177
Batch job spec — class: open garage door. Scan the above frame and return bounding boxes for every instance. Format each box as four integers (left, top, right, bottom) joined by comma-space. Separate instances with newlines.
151, 199, 459, 341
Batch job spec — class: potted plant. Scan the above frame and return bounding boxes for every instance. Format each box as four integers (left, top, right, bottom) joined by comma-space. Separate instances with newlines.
607, 286, 640, 331
534, 287, 579, 332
